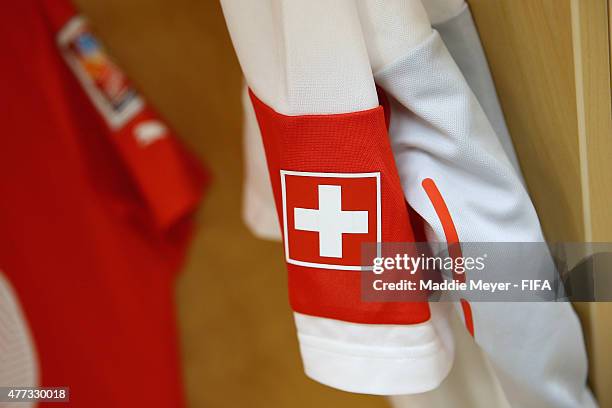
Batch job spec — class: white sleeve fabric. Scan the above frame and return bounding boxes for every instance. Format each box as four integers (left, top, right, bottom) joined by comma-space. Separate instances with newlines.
222, 0, 377, 115
357, 1, 596, 406
421, 0, 466, 25
390, 308, 511, 408
241, 84, 280, 240
0, 273, 38, 408
431, 3, 522, 176
222, 0, 452, 395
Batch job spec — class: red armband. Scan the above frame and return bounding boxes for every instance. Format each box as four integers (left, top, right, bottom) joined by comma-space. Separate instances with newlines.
249, 90, 430, 325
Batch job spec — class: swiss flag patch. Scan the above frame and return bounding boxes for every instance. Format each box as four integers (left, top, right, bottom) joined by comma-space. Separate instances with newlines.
280, 171, 381, 270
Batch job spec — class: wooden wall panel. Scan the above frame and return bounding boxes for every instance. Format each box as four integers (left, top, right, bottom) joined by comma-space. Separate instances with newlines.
572, 1, 612, 405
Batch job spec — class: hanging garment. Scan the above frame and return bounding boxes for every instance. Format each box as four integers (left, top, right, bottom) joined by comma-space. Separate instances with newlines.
0, 0, 207, 406
222, 0, 453, 395
237, 3, 509, 404
227, 0, 594, 405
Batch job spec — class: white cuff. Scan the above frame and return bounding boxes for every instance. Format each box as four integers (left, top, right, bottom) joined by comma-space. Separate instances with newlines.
294, 311, 453, 395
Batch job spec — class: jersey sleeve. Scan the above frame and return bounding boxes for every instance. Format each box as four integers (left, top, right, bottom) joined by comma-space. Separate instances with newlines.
222, 0, 452, 395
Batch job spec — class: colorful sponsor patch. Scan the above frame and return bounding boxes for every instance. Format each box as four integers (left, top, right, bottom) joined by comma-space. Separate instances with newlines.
58, 17, 143, 129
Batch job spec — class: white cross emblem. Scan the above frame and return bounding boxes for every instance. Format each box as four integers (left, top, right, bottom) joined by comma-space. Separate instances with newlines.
294, 185, 369, 258
281, 170, 381, 270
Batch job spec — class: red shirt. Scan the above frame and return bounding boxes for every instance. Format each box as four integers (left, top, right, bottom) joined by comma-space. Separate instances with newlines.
0, 0, 207, 406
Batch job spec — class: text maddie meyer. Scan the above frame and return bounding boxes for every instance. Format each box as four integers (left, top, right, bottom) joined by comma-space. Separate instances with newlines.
372, 279, 552, 293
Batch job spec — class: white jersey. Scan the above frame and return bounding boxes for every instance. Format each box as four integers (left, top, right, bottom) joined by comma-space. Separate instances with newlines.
224, 0, 595, 406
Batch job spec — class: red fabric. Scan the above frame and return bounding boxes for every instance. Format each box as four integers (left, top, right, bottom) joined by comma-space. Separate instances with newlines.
0, 1, 207, 406
111, 106, 205, 229
249, 90, 430, 325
